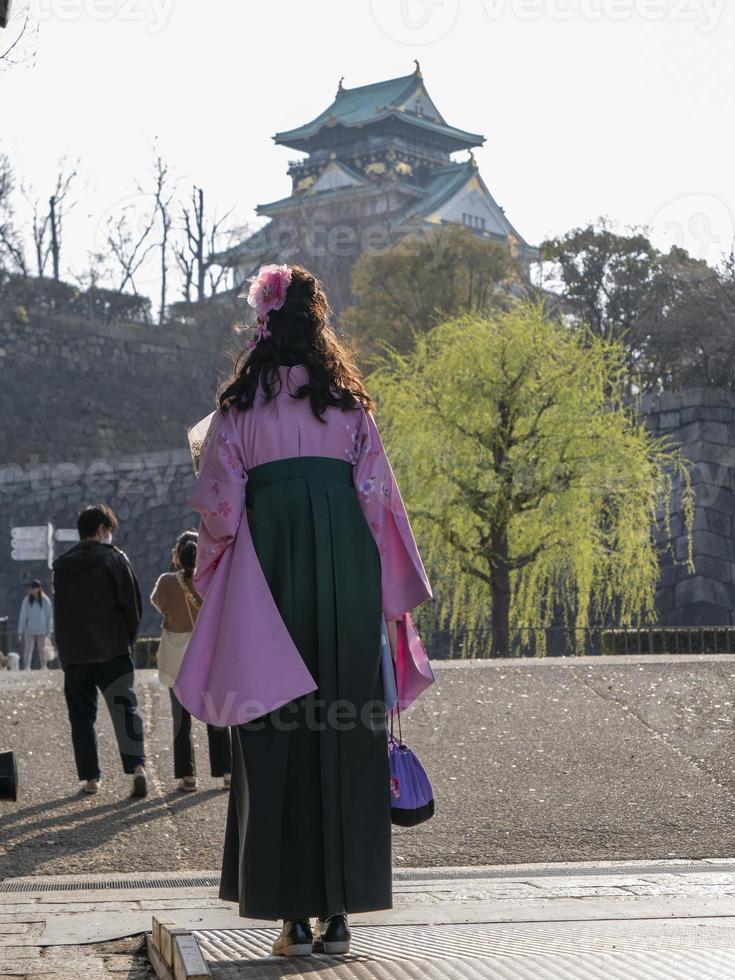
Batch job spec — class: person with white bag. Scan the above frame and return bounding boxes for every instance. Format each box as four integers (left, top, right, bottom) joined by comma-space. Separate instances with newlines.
150, 532, 232, 791
17, 580, 53, 670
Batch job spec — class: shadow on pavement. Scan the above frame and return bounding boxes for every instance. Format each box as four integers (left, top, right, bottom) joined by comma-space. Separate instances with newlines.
0, 787, 222, 879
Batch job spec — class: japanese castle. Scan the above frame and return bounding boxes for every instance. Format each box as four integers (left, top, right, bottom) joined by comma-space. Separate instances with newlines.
218, 64, 537, 312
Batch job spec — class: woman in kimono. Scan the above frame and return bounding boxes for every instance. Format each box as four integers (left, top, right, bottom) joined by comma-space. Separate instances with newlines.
175, 263, 433, 957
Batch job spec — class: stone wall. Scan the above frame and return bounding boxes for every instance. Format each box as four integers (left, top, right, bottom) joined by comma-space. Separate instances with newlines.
0, 309, 234, 464
2, 299, 735, 637
0, 448, 196, 639
643, 389, 735, 626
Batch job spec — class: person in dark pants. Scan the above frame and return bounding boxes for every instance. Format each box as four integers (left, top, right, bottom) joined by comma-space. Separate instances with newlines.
52, 503, 147, 797
151, 532, 231, 791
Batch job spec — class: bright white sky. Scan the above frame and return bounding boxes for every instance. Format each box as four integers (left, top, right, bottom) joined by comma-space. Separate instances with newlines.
2, 0, 734, 300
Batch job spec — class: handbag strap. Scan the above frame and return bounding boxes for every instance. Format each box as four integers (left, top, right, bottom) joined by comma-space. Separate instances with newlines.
388, 645, 403, 744
176, 573, 200, 631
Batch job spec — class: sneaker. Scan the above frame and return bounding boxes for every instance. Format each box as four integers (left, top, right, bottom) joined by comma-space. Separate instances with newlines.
222, 773, 231, 789
131, 765, 148, 798
272, 919, 313, 957
313, 913, 351, 955
179, 775, 197, 792
82, 778, 99, 795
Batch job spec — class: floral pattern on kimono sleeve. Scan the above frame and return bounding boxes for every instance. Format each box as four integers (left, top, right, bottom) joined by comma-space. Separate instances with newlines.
353, 408, 432, 619
187, 408, 247, 596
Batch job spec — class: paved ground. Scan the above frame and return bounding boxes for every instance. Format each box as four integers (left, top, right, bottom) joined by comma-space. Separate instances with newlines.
6, 862, 735, 977
4, 656, 735, 879
0, 935, 151, 980
4, 657, 735, 978
0, 657, 735, 879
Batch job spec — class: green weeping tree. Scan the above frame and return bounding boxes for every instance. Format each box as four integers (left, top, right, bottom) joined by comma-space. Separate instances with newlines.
369, 300, 693, 658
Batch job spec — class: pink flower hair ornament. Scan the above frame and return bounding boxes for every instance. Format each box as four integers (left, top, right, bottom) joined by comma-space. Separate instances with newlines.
238, 263, 292, 349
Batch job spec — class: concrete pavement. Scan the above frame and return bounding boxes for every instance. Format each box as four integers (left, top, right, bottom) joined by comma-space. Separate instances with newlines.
5, 657, 735, 975
6, 862, 735, 977
5, 657, 735, 879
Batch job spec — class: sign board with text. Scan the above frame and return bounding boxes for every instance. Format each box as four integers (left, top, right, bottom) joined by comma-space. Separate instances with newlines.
54, 528, 80, 543
10, 524, 54, 567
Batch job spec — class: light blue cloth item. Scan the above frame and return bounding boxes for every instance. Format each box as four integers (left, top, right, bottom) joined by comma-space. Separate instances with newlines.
380, 616, 399, 712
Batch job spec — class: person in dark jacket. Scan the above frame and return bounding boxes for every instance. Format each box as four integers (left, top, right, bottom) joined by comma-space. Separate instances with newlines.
52, 503, 147, 797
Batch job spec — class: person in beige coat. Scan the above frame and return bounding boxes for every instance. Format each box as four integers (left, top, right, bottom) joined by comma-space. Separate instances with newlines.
150, 532, 232, 791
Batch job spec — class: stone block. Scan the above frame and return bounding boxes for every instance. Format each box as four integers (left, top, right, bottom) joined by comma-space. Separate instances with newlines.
691, 553, 733, 584
703, 421, 731, 445
687, 444, 735, 468
703, 388, 735, 407
705, 508, 732, 537
692, 480, 731, 515
653, 391, 683, 412
680, 388, 709, 408
704, 407, 735, 423
675, 575, 734, 610
655, 584, 676, 612
656, 561, 686, 590
660, 601, 731, 627
693, 508, 708, 532
678, 420, 731, 446
707, 486, 735, 517
692, 530, 735, 562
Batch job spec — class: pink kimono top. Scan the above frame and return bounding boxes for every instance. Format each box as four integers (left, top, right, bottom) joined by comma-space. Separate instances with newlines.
174, 364, 434, 726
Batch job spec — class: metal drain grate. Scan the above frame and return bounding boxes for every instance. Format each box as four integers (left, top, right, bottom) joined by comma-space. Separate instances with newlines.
3, 861, 735, 893
196, 922, 735, 979
0, 874, 220, 893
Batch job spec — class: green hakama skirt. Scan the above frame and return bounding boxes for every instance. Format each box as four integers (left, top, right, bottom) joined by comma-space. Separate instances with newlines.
218, 456, 391, 921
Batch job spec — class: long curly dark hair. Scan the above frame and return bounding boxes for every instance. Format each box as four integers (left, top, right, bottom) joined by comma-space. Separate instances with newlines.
218, 265, 374, 420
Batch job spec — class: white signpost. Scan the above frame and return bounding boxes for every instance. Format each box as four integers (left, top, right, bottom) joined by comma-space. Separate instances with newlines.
10, 524, 55, 568
54, 528, 80, 544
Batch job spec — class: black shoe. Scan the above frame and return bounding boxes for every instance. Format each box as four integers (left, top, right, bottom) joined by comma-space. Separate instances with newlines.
313, 913, 351, 955
272, 919, 313, 957
131, 766, 147, 798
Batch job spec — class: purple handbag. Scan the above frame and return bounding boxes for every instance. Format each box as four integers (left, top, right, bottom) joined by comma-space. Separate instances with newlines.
388, 706, 435, 827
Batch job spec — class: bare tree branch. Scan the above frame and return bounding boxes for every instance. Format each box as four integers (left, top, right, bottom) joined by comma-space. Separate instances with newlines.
105, 205, 156, 296
174, 184, 234, 303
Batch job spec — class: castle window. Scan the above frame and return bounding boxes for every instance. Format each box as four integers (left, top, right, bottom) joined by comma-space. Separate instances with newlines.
462, 213, 486, 231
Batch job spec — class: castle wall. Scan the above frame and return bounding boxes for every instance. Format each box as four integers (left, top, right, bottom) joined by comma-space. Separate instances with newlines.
0, 448, 196, 639
2, 297, 734, 638
0, 310, 232, 465
0, 306, 233, 638
644, 389, 735, 626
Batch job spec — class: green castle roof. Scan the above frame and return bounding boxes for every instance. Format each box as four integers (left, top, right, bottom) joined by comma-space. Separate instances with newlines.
404, 159, 478, 219
274, 69, 485, 151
